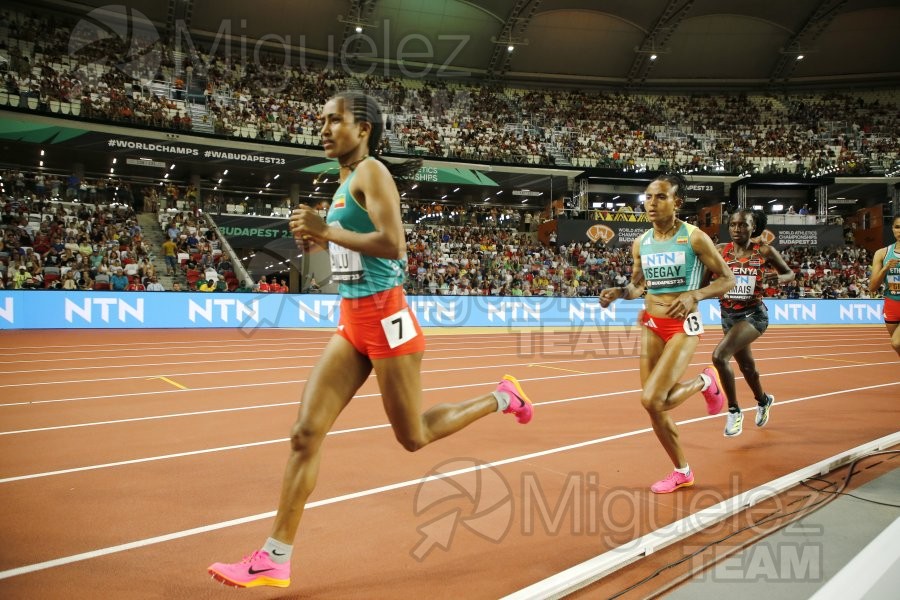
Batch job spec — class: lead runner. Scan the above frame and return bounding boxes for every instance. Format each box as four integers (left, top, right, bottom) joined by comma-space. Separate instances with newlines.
208, 91, 534, 589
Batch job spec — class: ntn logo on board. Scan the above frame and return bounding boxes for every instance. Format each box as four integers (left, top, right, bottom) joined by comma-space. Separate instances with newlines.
773, 303, 816, 321
839, 303, 882, 321
0, 297, 12, 323
568, 302, 616, 322
65, 297, 144, 323
188, 299, 259, 323
409, 300, 457, 322
297, 299, 340, 322
487, 301, 540, 321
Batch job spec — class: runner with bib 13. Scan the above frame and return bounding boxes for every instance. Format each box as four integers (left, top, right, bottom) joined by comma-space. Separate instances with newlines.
599, 173, 735, 494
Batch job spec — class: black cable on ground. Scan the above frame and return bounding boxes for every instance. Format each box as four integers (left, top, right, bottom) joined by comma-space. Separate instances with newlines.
601, 450, 899, 600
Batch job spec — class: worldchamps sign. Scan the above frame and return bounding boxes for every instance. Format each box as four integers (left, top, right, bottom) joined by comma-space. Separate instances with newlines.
559, 219, 845, 250
0, 116, 312, 168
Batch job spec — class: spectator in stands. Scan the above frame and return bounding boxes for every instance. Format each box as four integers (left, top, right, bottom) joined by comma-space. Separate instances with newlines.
257, 276, 270, 292
61, 271, 78, 290
12, 265, 31, 289
145, 276, 165, 291
198, 278, 216, 292
162, 237, 178, 276
126, 278, 145, 291
110, 267, 128, 291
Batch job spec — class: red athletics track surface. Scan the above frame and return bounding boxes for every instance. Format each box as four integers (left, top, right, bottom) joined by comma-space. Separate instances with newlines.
0, 325, 897, 599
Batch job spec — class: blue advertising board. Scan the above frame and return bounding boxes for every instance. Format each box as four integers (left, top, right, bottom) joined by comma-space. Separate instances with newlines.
0, 291, 886, 330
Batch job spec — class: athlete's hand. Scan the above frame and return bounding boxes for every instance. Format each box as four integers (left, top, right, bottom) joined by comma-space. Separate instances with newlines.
886, 258, 900, 270
762, 269, 781, 285
290, 205, 328, 247
599, 287, 621, 308
666, 291, 699, 319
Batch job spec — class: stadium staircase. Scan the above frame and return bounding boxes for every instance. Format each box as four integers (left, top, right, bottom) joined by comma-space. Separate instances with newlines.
137, 212, 182, 290
187, 102, 214, 134
384, 129, 406, 153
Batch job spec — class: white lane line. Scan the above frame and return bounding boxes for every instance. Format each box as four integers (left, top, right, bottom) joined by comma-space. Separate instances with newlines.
0, 327, 874, 355
0, 422, 390, 484
0, 339, 889, 377
2, 366, 897, 472
2, 347, 890, 390
0, 380, 896, 582
0, 330, 880, 365
1, 349, 896, 411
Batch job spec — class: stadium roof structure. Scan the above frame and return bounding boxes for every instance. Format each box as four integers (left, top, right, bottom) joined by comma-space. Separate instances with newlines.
47, 0, 900, 89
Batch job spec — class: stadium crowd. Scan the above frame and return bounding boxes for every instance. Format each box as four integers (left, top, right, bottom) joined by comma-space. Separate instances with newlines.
1, 8, 898, 175
399, 225, 878, 300
0, 8, 892, 296
0, 170, 881, 298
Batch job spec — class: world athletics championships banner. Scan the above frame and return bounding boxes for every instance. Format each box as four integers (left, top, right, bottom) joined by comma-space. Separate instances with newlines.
213, 215, 292, 249
0, 292, 885, 330
558, 220, 845, 251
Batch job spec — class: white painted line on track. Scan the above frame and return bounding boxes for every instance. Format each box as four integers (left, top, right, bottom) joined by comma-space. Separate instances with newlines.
2, 374, 897, 477
0, 347, 890, 390
0, 380, 896, 582
0, 353, 896, 408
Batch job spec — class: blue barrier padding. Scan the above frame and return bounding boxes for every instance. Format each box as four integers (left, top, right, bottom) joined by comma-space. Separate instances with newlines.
0, 291, 886, 329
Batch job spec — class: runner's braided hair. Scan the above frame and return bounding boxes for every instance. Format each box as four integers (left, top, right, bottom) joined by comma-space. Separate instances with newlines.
650, 172, 688, 201
332, 91, 422, 183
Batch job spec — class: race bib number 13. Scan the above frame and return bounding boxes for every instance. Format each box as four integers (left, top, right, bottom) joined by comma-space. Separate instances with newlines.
380, 308, 418, 349
683, 311, 704, 336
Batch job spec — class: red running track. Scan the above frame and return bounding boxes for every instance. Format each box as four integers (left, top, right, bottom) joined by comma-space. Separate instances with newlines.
0, 325, 897, 599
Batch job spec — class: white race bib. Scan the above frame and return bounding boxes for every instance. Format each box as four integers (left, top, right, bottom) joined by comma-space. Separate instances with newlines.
329, 241, 365, 282
887, 273, 900, 293
380, 308, 418, 349
682, 311, 704, 336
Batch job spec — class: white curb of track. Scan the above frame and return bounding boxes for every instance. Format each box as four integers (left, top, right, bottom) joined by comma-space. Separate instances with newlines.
501, 431, 900, 600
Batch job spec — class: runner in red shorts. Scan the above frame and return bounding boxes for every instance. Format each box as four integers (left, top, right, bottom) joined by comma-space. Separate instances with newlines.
869, 215, 900, 357
208, 92, 534, 589
600, 173, 735, 494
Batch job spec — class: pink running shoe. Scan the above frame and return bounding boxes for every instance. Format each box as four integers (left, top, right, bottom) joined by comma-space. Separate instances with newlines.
650, 469, 695, 494
496, 374, 533, 424
701, 366, 725, 415
208, 550, 290, 588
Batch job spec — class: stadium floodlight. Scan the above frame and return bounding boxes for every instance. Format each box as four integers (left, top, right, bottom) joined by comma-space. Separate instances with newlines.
492, 35, 528, 50
338, 4, 376, 32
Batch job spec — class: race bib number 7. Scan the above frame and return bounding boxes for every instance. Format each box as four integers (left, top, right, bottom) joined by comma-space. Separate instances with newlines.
380, 308, 419, 349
